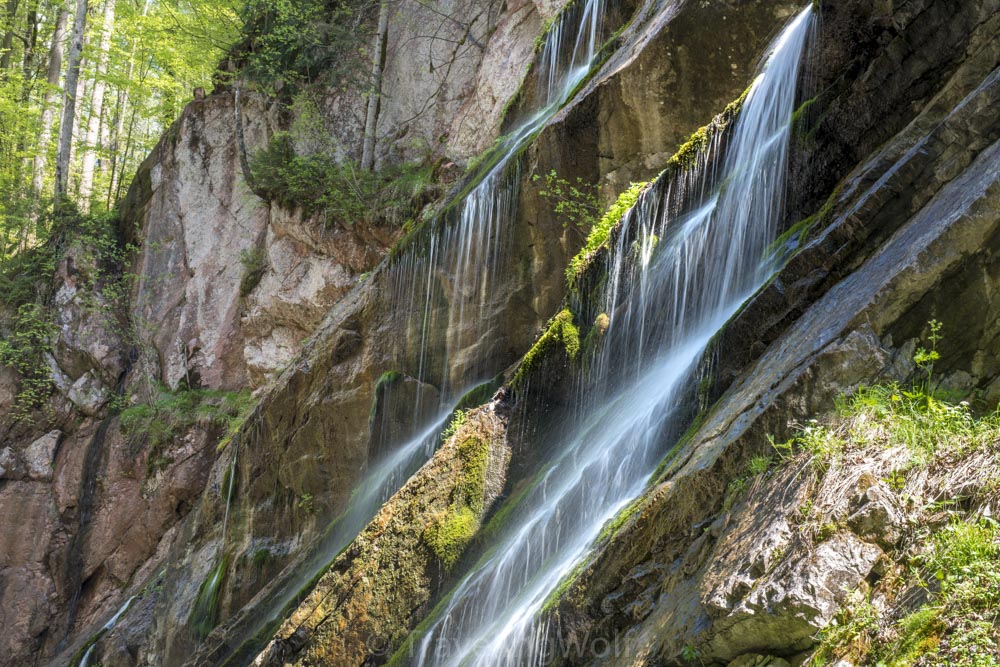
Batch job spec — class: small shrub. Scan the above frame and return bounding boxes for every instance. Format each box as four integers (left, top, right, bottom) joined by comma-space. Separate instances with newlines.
120, 385, 253, 476
249, 132, 433, 228
533, 170, 601, 234
239, 247, 267, 297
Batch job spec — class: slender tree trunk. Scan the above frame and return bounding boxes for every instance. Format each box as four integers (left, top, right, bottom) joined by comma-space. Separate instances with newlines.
107, 0, 147, 208
19, 0, 38, 96
78, 0, 114, 212
31, 2, 67, 198
54, 0, 87, 199
0, 0, 19, 71
361, 0, 390, 171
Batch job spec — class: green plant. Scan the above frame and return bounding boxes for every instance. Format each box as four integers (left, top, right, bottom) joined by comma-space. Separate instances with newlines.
238, 0, 370, 92
120, 385, 253, 476
249, 132, 433, 228
533, 170, 601, 235
441, 410, 467, 444
811, 597, 881, 665
681, 644, 699, 661
239, 247, 267, 297
913, 319, 943, 391
748, 454, 772, 476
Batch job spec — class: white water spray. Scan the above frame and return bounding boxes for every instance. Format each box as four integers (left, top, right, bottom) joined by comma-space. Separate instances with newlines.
408, 7, 814, 666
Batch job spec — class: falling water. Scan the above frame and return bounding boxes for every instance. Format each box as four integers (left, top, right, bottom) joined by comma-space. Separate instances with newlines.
386, 0, 608, 406
408, 7, 814, 666
196, 4, 613, 662
77, 595, 137, 667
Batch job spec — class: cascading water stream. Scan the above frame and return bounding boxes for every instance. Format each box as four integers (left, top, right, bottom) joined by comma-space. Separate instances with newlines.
191, 2, 612, 663
386, 0, 608, 407
407, 7, 814, 666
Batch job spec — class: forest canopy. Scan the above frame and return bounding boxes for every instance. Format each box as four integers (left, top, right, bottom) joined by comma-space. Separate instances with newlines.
0, 0, 372, 263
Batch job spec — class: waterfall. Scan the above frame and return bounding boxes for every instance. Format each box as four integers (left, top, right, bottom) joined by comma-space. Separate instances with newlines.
197, 2, 612, 663
77, 595, 137, 667
407, 7, 815, 666
386, 0, 608, 406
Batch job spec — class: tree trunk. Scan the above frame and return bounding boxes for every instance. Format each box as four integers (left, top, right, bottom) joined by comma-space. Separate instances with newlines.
31, 1, 67, 198
361, 0, 390, 171
53, 0, 87, 199
107, 0, 148, 207
19, 0, 38, 97
78, 0, 114, 212
0, 0, 19, 71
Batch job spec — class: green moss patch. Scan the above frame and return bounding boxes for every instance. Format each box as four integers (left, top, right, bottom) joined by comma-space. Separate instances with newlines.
424, 434, 492, 570
566, 87, 752, 289
189, 555, 230, 640
565, 182, 650, 287
512, 309, 581, 387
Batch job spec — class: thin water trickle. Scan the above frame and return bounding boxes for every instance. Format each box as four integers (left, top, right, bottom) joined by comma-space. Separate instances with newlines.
386, 0, 609, 402
409, 7, 814, 666
193, 1, 614, 661
78, 595, 137, 667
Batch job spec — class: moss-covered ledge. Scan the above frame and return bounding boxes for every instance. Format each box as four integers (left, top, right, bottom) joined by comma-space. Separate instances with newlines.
251, 403, 512, 667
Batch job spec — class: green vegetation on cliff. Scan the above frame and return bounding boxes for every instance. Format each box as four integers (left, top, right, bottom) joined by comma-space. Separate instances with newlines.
121, 386, 252, 475
249, 130, 435, 227
512, 308, 581, 387
424, 433, 491, 569
739, 327, 1000, 667
565, 181, 650, 287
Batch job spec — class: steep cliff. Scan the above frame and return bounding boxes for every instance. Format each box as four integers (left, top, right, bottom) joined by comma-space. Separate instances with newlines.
0, 0, 997, 666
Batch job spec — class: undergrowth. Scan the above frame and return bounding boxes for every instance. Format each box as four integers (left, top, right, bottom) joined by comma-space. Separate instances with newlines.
767, 324, 1000, 666
120, 385, 252, 476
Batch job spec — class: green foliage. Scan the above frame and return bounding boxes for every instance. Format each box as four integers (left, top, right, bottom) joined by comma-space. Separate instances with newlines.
681, 645, 700, 662
748, 454, 772, 476
120, 385, 252, 476
812, 518, 1000, 666
839, 384, 994, 464
189, 555, 230, 639
0, 302, 56, 420
239, 247, 267, 297
238, 0, 369, 91
914, 319, 943, 390
441, 409, 467, 444
512, 308, 580, 387
425, 434, 490, 569
532, 170, 601, 232
811, 597, 882, 665
566, 181, 650, 287
249, 131, 433, 227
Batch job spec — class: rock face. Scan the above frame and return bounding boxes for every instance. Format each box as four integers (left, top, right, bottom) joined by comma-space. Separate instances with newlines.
3, 0, 999, 666
54, 0, 805, 664
123, 92, 401, 391
535, 1, 1000, 661
255, 403, 511, 666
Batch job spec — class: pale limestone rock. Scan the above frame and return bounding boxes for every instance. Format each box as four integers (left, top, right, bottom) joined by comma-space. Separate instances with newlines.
24, 431, 61, 482
0, 446, 13, 478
